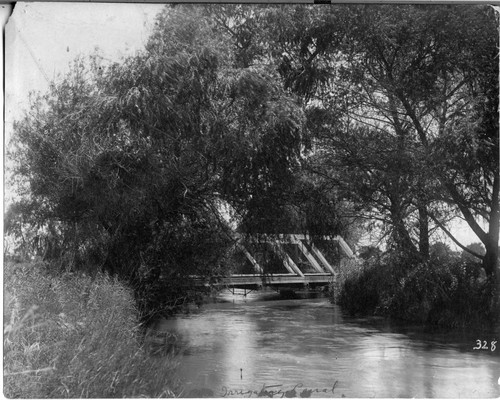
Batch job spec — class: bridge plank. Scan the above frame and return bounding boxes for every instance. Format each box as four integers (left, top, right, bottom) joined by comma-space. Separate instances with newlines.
194, 274, 333, 287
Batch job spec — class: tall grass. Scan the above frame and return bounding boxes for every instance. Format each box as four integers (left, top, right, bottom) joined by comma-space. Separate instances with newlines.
4, 260, 178, 398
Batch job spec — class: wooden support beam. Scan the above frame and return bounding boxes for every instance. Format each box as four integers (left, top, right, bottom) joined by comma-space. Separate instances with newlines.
308, 242, 337, 276
259, 242, 294, 274
235, 233, 354, 276
237, 243, 264, 274
336, 236, 355, 258
291, 235, 325, 273
275, 243, 305, 277
280, 255, 297, 274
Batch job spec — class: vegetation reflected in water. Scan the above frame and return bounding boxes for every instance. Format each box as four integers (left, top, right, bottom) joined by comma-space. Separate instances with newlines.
159, 294, 500, 398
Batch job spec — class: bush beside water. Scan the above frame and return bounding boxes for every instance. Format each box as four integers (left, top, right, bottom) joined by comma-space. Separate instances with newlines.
337, 253, 495, 328
3, 260, 178, 398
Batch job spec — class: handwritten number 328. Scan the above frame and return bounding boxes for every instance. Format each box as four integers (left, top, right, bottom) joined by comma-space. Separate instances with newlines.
473, 340, 496, 351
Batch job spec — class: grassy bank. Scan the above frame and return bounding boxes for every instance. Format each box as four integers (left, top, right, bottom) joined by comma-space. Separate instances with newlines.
336, 254, 495, 329
4, 260, 178, 398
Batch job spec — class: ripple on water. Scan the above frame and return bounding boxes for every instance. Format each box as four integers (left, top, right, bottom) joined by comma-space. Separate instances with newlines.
159, 299, 500, 398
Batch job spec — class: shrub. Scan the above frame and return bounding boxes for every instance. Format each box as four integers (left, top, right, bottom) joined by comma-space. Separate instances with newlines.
4, 260, 178, 398
385, 258, 493, 327
337, 255, 399, 316
337, 252, 494, 328
338, 265, 379, 315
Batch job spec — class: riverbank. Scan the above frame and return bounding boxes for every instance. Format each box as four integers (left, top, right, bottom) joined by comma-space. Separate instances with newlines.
3, 259, 178, 398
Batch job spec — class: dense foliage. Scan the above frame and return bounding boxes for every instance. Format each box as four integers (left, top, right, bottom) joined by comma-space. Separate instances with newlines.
6, 4, 499, 323
270, 5, 499, 272
339, 249, 494, 328
7, 7, 317, 320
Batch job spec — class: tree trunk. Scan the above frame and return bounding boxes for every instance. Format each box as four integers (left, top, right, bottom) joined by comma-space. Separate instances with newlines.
483, 173, 500, 318
416, 177, 430, 260
483, 242, 499, 278
418, 202, 430, 260
390, 199, 419, 259
483, 239, 499, 320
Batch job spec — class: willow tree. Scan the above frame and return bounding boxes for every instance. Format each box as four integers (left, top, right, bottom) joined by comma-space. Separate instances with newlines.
7, 5, 307, 318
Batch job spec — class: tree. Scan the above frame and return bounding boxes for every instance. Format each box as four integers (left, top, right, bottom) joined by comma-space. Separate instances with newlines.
207, 5, 359, 240
359, 245, 382, 261
207, 5, 436, 259
7, 5, 308, 319
258, 5, 498, 278
461, 242, 486, 263
429, 242, 459, 263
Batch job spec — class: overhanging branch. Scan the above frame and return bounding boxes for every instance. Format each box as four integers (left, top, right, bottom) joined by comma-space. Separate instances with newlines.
428, 211, 484, 259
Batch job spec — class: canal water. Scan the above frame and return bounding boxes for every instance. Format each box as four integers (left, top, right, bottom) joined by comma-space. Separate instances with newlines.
158, 291, 500, 398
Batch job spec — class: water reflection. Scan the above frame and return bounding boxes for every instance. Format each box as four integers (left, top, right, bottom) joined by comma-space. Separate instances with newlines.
158, 294, 500, 398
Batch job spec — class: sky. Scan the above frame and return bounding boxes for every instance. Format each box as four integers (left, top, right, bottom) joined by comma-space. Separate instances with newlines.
5, 2, 163, 132
4, 1, 163, 205
3, 2, 484, 250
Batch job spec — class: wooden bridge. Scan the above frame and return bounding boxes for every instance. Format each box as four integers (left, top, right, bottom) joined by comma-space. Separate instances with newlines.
194, 233, 355, 293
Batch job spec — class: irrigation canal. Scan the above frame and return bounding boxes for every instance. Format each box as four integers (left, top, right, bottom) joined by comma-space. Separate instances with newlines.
157, 290, 500, 398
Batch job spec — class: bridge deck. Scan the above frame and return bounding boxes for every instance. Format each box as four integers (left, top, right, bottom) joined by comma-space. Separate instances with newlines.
195, 273, 334, 290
